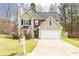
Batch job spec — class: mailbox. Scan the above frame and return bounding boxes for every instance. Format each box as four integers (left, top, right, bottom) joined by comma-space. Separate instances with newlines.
19, 36, 25, 45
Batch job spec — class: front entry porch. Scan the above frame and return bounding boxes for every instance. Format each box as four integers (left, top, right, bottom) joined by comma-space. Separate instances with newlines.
34, 29, 39, 38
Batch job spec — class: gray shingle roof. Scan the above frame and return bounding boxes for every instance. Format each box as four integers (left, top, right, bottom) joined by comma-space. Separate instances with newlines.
37, 12, 60, 20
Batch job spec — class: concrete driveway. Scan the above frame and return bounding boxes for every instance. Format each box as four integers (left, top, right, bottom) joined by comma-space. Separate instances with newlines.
28, 39, 79, 56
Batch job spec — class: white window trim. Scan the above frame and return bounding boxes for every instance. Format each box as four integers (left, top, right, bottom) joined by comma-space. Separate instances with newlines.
22, 20, 29, 26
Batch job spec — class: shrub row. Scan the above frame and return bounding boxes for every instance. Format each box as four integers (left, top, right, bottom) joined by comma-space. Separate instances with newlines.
12, 33, 32, 40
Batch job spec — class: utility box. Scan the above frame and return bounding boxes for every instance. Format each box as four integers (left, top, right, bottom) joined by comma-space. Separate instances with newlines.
64, 32, 68, 38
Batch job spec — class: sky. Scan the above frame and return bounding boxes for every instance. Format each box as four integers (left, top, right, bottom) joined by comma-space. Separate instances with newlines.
0, 3, 19, 21
0, 3, 57, 20
0, 4, 8, 16
0, 3, 17, 17
36, 3, 51, 12
0, 3, 50, 17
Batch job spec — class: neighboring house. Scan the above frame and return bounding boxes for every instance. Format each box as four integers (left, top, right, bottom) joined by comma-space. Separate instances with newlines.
18, 9, 63, 39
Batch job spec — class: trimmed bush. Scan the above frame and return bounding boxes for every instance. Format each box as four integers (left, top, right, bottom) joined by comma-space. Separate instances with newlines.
24, 33, 32, 39
12, 34, 19, 39
8, 52, 17, 56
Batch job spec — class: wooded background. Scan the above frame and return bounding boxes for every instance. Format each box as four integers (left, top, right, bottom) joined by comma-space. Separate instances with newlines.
0, 3, 79, 38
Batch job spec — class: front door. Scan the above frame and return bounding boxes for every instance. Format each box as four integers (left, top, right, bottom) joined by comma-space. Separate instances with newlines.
34, 29, 39, 38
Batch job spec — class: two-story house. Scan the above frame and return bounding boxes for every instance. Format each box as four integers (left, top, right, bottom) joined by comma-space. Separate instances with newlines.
18, 9, 63, 39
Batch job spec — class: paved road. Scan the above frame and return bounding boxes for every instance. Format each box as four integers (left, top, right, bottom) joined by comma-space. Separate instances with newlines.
28, 39, 79, 56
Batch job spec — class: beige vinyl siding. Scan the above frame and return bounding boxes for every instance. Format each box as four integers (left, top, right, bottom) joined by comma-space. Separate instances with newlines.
39, 17, 61, 30
39, 20, 45, 25
20, 9, 41, 20
21, 12, 32, 20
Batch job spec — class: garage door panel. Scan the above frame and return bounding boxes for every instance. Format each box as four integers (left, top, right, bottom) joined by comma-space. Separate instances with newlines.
40, 30, 60, 39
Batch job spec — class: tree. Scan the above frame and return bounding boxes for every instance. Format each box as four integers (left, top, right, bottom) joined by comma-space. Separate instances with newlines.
5, 4, 12, 34
49, 4, 57, 12
13, 4, 19, 35
74, 4, 79, 32
36, 4, 43, 12
30, 3, 36, 12
59, 3, 79, 37
67, 4, 78, 35
59, 3, 68, 32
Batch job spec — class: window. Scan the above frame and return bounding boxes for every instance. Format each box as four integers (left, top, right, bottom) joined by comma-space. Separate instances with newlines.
21, 19, 31, 26
23, 20, 29, 25
49, 20, 51, 26
35, 20, 38, 25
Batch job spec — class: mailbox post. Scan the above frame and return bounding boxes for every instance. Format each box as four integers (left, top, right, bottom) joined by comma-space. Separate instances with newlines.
19, 28, 26, 55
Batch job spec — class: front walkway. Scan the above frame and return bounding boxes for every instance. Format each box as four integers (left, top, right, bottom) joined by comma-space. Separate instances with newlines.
28, 39, 79, 56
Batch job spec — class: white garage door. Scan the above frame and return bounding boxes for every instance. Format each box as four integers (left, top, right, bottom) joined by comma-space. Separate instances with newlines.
40, 30, 60, 39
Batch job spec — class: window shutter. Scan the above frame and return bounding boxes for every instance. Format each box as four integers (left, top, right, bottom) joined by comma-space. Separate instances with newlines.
29, 20, 31, 25
21, 19, 23, 25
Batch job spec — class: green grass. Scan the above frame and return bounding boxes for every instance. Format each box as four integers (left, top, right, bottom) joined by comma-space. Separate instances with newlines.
0, 35, 38, 56
26, 39, 38, 55
62, 37, 79, 48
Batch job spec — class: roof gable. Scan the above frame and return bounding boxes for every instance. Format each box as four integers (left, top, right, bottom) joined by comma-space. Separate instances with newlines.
20, 11, 32, 20
39, 16, 63, 29
20, 9, 41, 19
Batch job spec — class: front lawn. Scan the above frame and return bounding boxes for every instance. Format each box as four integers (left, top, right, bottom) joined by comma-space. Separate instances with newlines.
0, 35, 38, 56
62, 37, 79, 48
26, 39, 38, 55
